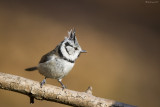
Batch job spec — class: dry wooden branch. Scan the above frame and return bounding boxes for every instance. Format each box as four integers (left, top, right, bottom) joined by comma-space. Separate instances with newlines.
0, 72, 136, 107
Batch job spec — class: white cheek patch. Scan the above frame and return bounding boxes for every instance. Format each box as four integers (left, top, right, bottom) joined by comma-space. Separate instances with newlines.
66, 46, 75, 55
61, 41, 81, 61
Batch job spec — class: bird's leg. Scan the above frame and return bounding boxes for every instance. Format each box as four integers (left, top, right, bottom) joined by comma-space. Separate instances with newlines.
40, 77, 46, 88
58, 79, 66, 90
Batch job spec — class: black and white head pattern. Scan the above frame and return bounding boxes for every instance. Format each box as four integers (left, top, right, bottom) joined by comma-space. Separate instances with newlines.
58, 29, 83, 62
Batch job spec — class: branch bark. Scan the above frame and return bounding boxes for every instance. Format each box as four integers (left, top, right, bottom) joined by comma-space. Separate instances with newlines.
0, 72, 136, 107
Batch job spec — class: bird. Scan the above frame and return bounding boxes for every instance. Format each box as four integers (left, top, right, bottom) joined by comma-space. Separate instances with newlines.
25, 29, 86, 89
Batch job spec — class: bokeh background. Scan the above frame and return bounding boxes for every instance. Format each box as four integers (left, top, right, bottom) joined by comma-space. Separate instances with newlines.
0, 0, 159, 107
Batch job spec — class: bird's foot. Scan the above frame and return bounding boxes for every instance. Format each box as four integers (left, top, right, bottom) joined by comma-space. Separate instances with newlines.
58, 79, 66, 90
40, 78, 46, 88
62, 84, 67, 90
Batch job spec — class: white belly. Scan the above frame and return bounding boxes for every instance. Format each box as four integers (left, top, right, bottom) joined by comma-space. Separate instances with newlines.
38, 58, 74, 79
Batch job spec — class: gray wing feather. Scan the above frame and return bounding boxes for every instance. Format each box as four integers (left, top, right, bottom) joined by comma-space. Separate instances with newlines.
39, 45, 60, 63
39, 49, 56, 63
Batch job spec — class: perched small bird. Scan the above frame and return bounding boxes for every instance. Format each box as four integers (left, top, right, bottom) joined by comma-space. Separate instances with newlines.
25, 29, 86, 89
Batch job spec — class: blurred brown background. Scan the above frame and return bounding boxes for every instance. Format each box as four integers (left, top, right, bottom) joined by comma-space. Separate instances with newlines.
0, 0, 159, 107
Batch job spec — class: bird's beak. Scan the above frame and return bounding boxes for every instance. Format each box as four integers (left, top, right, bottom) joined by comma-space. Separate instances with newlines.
81, 50, 87, 53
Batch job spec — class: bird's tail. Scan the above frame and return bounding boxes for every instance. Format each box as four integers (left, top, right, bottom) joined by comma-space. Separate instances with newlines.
25, 66, 37, 71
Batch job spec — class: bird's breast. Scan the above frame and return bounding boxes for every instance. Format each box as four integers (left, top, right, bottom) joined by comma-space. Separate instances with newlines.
38, 57, 74, 79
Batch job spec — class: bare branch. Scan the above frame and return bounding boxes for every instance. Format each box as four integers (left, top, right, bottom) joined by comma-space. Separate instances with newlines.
0, 72, 136, 107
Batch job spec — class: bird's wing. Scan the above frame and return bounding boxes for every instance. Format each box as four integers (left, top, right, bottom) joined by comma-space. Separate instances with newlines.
39, 49, 56, 63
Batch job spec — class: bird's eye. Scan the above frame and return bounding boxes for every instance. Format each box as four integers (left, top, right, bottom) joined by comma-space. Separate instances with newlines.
74, 47, 78, 50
